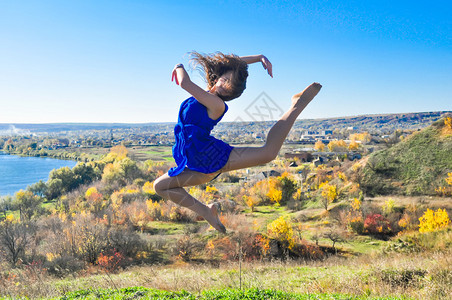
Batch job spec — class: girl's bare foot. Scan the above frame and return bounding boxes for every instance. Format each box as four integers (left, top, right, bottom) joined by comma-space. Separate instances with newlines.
291, 82, 322, 108
205, 203, 226, 233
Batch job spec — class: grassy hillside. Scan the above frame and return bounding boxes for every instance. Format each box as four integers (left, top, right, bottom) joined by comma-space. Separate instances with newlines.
361, 117, 452, 196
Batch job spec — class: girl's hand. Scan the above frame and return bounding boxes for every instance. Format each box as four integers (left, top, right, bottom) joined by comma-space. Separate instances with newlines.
260, 55, 273, 78
171, 63, 184, 85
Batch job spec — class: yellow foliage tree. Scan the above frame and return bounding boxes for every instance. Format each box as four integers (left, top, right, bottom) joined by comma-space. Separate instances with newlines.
85, 187, 105, 214
418, 208, 451, 233
351, 197, 361, 211
267, 216, 295, 249
243, 195, 260, 212
337, 171, 348, 182
243, 180, 268, 210
146, 200, 162, 220
142, 181, 155, 194
252, 180, 270, 202
85, 187, 99, 199
349, 132, 371, 144
110, 145, 128, 159
319, 182, 338, 210
383, 198, 395, 215
266, 177, 282, 205
267, 188, 282, 204
348, 140, 359, 150
328, 140, 347, 152
101, 145, 129, 165
205, 186, 219, 196
314, 140, 325, 151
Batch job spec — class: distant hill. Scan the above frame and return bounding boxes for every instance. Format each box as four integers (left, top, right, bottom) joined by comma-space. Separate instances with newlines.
1, 111, 450, 134
291, 111, 451, 132
0, 122, 174, 134
360, 116, 452, 196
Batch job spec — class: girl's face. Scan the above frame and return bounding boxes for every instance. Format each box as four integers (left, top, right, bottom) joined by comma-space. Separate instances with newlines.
211, 71, 233, 98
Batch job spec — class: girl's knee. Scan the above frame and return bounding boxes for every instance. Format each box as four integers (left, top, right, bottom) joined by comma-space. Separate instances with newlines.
153, 176, 167, 196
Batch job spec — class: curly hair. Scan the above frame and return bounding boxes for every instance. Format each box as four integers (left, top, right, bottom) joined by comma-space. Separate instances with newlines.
189, 51, 249, 101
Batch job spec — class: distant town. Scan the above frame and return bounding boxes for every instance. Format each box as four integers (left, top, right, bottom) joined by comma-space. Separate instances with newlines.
1, 111, 450, 163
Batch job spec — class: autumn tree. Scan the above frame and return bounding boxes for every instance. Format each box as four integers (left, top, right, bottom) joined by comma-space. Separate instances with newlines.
102, 157, 141, 186
242, 180, 268, 211
348, 140, 360, 150
267, 216, 295, 250
243, 195, 259, 212
102, 145, 128, 164
349, 132, 371, 144
328, 140, 347, 152
142, 181, 162, 201
319, 182, 338, 210
253, 180, 270, 203
85, 187, 106, 215
314, 140, 325, 151
267, 177, 282, 205
418, 208, 450, 233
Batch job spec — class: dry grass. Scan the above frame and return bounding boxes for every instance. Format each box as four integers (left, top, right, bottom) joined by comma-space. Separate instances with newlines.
368, 195, 452, 209
1, 250, 450, 299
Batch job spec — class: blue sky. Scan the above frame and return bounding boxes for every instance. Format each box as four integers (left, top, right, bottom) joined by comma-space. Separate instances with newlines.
0, 0, 450, 123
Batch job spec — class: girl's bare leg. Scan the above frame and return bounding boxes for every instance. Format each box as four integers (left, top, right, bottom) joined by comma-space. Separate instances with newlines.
154, 83, 321, 233
153, 169, 225, 233
220, 82, 322, 172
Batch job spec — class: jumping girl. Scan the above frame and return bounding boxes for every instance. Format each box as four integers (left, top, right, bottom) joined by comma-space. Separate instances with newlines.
154, 52, 321, 233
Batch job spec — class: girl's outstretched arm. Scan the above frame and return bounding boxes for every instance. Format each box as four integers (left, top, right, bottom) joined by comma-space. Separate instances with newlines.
240, 54, 273, 77
171, 64, 225, 120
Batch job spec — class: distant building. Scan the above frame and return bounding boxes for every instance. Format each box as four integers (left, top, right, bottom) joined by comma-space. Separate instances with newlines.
300, 130, 333, 144
284, 152, 313, 162
248, 170, 282, 181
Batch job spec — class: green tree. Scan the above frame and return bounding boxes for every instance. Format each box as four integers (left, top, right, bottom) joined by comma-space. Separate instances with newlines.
27, 180, 48, 198
73, 163, 100, 185
278, 172, 298, 204
102, 157, 141, 185
12, 190, 45, 221
0, 196, 13, 220
49, 167, 77, 193
46, 178, 64, 200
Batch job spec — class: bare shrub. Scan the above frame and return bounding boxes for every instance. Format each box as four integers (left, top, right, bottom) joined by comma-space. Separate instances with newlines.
44, 255, 85, 277
0, 218, 36, 267
107, 225, 144, 259
172, 234, 204, 262
209, 213, 262, 261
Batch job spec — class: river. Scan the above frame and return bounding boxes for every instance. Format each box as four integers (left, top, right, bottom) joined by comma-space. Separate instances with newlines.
0, 152, 77, 196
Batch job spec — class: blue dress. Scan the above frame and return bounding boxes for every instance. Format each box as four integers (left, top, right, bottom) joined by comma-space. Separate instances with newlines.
168, 96, 234, 177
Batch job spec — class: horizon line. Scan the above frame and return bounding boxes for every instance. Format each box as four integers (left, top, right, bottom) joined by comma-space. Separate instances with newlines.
1, 110, 450, 125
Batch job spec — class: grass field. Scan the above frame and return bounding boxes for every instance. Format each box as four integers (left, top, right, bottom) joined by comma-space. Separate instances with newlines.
4, 250, 449, 299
